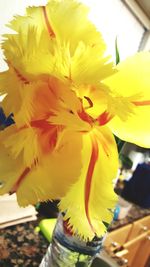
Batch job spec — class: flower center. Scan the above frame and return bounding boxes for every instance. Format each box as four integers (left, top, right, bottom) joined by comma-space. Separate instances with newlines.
77, 96, 95, 127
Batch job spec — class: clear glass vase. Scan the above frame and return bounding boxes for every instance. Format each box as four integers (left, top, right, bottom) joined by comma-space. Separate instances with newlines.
40, 214, 103, 267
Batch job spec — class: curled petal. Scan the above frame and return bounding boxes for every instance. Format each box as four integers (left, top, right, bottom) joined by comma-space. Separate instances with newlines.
103, 52, 150, 147
108, 105, 150, 148
103, 52, 150, 98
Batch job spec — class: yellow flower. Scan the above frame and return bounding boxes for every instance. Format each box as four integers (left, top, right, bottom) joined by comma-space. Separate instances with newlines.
0, 0, 150, 240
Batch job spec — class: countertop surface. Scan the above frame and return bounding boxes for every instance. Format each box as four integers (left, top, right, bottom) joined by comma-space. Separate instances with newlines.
0, 220, 49, 267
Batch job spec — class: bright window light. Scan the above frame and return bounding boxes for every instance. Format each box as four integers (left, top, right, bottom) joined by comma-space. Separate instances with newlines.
81, 0, 145, 60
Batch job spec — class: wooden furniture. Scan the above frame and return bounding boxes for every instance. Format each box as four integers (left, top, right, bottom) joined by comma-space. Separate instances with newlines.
104, 224, 132, 249
127, 216, 150, 240
123, 231, 150, 267
104, 216, 150, 267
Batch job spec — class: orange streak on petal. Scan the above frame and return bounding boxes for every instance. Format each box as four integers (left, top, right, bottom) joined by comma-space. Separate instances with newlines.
31, 119, 52, 131
11, 167, 30, 193
42, 6, 55, 38
63, 219, 74, 236
85, 136, 99, 234
97, 111, 114, 126
31, 119, 58, 153
13, 67, 29, 84
84, 96, 93, 109
132, 100, 150, 106
7, 61, 29, 84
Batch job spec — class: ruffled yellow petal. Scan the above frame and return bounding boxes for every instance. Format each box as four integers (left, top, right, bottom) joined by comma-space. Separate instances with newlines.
8, 0, 103, 49
4, 126, 39, 167
0, 127, 24, 195
71, 42, 115, 85
0, 69, 41, 128
49, 109, 91, 132
16, 130, 82, 206
60, 127, 118, 240
0, 125, 83, 206
0, 69, 23, 115
103, 52, 150, 147
0, 145, 23, 195
43, 0, 105, 51
2, 0, 115, 86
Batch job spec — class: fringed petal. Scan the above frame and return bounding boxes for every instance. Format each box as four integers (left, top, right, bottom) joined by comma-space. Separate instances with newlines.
2, 0, 115, 85
0, 134, 24, 195
15, 130, 82, 206
60, 127, 118, 240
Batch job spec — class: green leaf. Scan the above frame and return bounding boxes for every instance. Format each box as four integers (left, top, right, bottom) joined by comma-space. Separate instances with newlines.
115, 136, 125, 153
115, 37, 120, 65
